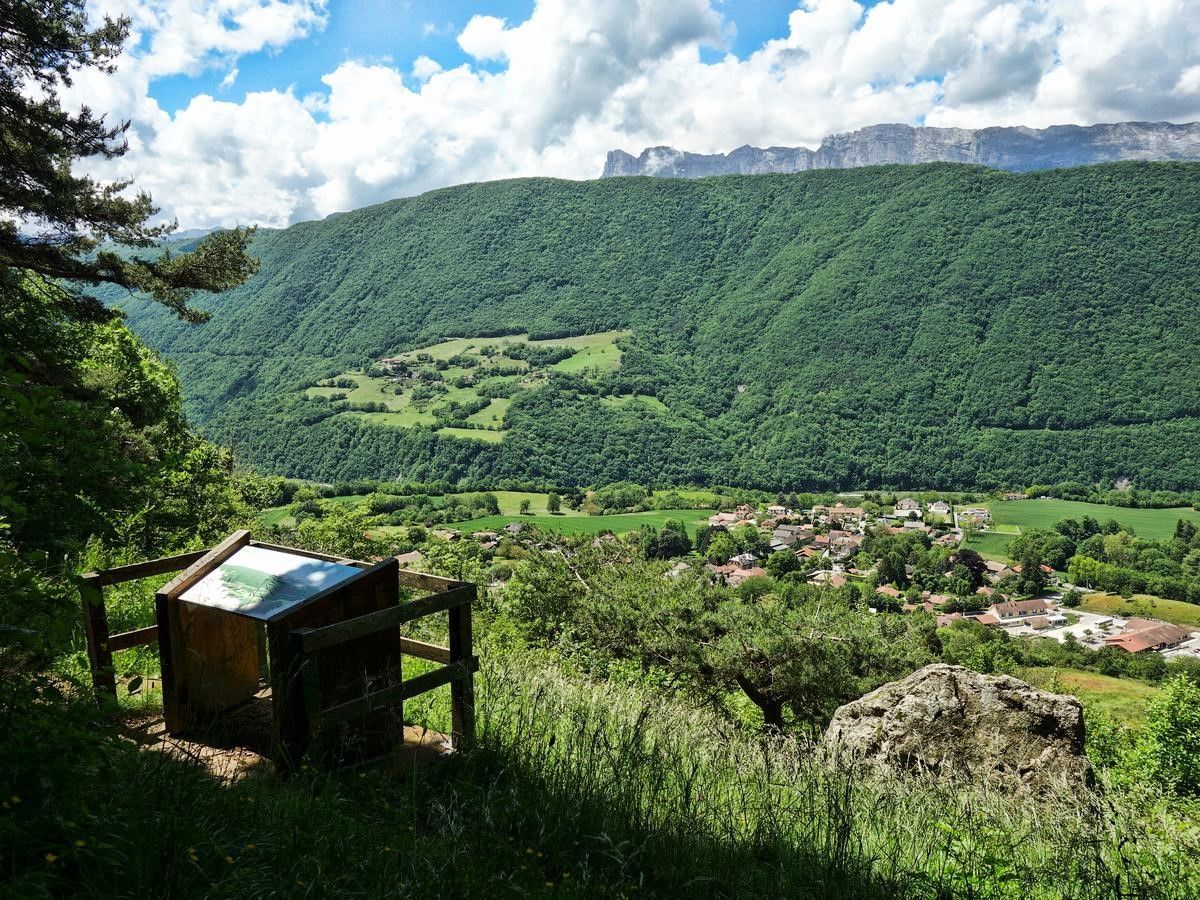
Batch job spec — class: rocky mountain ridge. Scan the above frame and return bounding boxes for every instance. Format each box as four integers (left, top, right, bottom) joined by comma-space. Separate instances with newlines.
602, 121, 1200, 178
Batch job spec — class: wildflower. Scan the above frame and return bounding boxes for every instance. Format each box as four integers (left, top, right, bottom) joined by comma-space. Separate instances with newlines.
44, 853, 57, 863
74, 839, 86, 847
10, 796, 20, 804
246, 843, 256, 850
225, 855, 235, 864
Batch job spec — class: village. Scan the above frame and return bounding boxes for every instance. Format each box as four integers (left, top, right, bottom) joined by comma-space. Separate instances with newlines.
449, 496, 1200, 660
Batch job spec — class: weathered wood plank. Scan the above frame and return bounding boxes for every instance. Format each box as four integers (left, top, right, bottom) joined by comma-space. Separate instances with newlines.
157, 529, 252, 734
80, 575, 116, 704
159, 530, 251, 600
314, 657, 478, 729
85, 550, 208, 587
448, 591, 477, 750
291, 631, 325, 755
107, 625, 158, 652
399, 637, 451, 664
272, 558, 402, 772
155, 592, 184, 733
299, 586, 474, 652
396, 568, 463, 592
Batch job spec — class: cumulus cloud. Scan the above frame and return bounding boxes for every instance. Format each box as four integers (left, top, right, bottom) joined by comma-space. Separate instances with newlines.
71, 0, 1200, 229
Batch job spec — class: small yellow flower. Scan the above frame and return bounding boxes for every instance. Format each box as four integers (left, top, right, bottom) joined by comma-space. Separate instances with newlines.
44, 853, 57, 863
225, 855, 235, 864
246, 843, 255, 850
10, 796, 20, 804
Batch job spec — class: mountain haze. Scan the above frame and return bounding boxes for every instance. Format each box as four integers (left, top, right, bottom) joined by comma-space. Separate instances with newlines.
603, 122, 1200, 178
116, 163, 1200, 491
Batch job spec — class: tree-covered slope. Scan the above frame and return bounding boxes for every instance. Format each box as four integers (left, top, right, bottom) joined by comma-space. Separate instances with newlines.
116, 163, 1200, 490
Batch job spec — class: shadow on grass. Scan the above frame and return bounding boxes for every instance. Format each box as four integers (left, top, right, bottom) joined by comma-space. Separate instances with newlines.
2, 658, 1195, 898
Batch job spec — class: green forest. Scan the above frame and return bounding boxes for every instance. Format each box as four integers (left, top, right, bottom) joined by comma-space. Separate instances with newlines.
112, 162, 1200, 491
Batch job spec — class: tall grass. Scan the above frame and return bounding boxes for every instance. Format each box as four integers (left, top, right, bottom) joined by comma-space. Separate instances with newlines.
3, 647, 1198, 898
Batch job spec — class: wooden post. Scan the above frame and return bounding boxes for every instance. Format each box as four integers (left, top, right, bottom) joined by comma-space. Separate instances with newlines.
289, 630, 323, 769
447, 585, 476, 750
80, 574, 116, 705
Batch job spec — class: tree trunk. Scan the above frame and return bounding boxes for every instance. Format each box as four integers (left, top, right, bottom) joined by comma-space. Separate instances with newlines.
734, 673, 785, 733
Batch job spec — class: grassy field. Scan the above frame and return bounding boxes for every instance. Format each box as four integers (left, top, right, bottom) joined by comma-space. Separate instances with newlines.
965, 499, 1200, 561
347, 409, 437, 427
260, 493, 367, 528
450, 508, 711, 536
544, 331, 627, 373
305, 331, 630, 441
436, 427, 504, 443
1023, 666, 1158, 724
963, 530, 1015, 561
485, 491, 579, 516
600, 394, 668, 412
465, 397, 511, 427
1080, 592, 1200, 630
988, 499, 1200, 540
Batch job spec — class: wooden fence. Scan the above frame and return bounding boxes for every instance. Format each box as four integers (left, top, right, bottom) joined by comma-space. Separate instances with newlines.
79, 542, 477, 761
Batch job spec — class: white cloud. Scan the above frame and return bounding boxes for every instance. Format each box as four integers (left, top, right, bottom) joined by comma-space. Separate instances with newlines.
74, 0, 1200, 230
411, 55, 442, 81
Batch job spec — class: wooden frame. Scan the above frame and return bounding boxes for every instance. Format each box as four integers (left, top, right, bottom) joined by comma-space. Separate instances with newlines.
290, 579, 477, 757
78, 536, 478, 769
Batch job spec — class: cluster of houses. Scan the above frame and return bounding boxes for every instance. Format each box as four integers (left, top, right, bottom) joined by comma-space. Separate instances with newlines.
927, 594, 1196, 655
696, 497, 1194, 656
702, 498, 967, 588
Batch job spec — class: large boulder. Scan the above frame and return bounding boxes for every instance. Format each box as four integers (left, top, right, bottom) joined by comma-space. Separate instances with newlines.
821, 664, 1092, 793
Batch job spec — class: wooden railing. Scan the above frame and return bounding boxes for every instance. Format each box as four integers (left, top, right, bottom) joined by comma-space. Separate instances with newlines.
291, 576, 477, 754
79, 549, 209, 701
79, 542, 477, 756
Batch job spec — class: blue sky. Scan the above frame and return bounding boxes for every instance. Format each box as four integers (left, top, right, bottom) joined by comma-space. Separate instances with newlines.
74, 0, 1200, 229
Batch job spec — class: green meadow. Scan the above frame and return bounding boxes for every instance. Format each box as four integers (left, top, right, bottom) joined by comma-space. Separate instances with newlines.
1079, 592, 1200, 630
1023, 667, 1158, 725
967, 499, 1200, 560
988, 499, 1200, 540
304, 331, 630, 442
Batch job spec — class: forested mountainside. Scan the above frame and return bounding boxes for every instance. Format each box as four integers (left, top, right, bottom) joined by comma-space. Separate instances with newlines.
115, 162, 1200, 491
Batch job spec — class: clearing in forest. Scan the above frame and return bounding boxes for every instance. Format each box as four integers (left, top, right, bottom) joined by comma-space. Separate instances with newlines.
303, 330, 633, 442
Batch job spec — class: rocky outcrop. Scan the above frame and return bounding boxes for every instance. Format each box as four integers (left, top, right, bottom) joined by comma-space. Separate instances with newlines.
602, 121, 1200, 178
821, 664, 1092, 793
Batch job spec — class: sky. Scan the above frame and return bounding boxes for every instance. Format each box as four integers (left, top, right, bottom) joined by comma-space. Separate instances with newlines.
67, 0, 1200, 230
